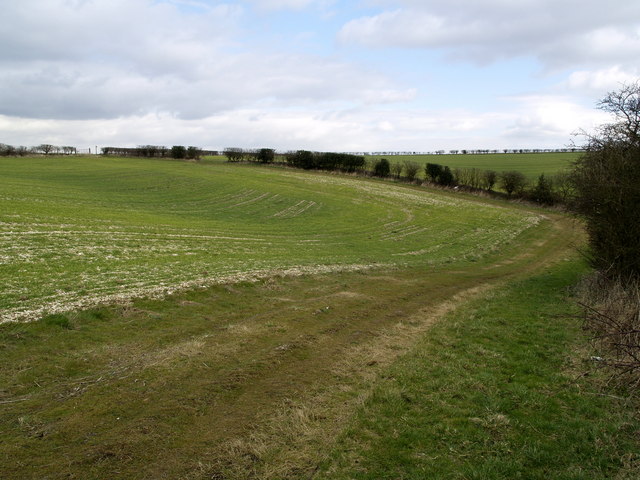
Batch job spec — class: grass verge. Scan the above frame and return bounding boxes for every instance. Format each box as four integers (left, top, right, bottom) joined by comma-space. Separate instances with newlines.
317, 258, 640, 479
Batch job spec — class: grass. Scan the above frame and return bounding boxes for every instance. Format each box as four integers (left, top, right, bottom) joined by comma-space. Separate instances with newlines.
1, 154, 637, 479
317, 259, 640, 480
367, 152, 580, 179
1, 155, 541, 323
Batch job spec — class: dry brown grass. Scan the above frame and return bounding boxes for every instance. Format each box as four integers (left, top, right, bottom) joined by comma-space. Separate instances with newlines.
577, 273, 640, 389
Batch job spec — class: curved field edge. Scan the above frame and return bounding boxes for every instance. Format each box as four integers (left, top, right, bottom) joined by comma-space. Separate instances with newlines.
0, 209, 600, 479
2, 156, 541, 323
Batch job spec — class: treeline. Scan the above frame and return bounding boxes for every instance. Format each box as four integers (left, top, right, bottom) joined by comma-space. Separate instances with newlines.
366, 148, 583, 156
102, 145, 218, 159
371, 158, 569, 206
0, 143, 78, 156
223, 148, 366, 172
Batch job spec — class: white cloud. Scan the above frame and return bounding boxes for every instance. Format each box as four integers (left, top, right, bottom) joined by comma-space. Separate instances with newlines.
2, 92, 598, 152
339, 1, 640, 70
502, 95, 608, 144
566, 66, 640, 94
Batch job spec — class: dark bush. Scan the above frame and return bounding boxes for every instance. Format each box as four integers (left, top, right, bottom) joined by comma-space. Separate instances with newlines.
438, 166, 455, 186
570, 82, 640, 279
171, 145, 187, 159
288, 150, 315, 169
500, 171, 528, 197
256, 148, 275, 164
373, 158, 391, 177
224, 147, 245, 162
425, 163, 443, 182
530, 174, 556, 205
186, 146, 202, 160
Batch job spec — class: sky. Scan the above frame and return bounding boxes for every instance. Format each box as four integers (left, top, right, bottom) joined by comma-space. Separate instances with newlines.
1, 0, 639, 153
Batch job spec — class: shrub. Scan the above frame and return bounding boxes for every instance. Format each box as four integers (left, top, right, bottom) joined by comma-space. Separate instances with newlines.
171, 145, 187, 159
186, 146, 202, 160
425, 163, 443, 182
256, 148, 275, 164
288, 150, 315, 169
530, 174, 556, 205
570, 82, 640, 278
484, 170, 498, 190
373, 158, 391, 177
403, 161, 420, 182
224, 147, 245, 162
438, 166, 455, 186
390, 161, 403, 179
500, 171, 527, 197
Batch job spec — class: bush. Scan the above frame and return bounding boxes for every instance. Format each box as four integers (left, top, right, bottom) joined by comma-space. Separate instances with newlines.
530, 174, 556, 205
425, 163, 442, 182
390, 161, 403, 179
484, 170, 498, 190
186, 146, 202, 160
256, 148, 275, 164
373, 158, 391, 177
570, 82, 640, 278
500, 171, 528, 197
403, 161, 420, 182
224, 147, 245, 162
288, 150, 315, 169
438, 166, 455, 186
171, 145, 187, 159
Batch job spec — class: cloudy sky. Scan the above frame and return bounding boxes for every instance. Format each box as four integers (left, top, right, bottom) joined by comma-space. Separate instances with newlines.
1, 0, 638, 152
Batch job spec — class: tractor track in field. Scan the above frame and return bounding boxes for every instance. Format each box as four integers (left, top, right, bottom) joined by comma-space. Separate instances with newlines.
0, 210, 583, 480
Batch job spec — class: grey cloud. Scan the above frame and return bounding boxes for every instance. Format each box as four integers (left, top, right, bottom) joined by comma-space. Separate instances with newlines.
0, 0, 411, 121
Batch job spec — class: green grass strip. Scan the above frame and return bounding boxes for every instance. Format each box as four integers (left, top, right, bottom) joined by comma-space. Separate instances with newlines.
319, 259, 640, 479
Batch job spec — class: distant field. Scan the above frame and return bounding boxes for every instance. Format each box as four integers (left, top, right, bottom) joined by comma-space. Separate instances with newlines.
367, 152, 580, 179
0, 155, 541, 323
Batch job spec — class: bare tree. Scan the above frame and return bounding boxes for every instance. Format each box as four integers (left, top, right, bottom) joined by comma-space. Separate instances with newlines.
38, 144, 55, 155
596, 81, 640, 145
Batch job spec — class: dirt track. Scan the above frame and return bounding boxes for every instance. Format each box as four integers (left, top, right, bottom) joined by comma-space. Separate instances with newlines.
0, 213, 583, 480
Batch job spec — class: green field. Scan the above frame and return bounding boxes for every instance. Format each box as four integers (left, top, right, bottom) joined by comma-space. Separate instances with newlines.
1, 155, 540, 323
2, 155, 638, 479
367, 152, 579, 179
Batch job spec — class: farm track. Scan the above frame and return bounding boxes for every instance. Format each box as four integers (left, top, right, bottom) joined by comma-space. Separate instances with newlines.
0, 210, 583, 479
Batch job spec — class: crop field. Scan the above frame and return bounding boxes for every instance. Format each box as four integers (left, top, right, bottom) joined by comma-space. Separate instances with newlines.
2, 155, 637, 480
1, 155, 540, 323
367, 152, 580, 179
